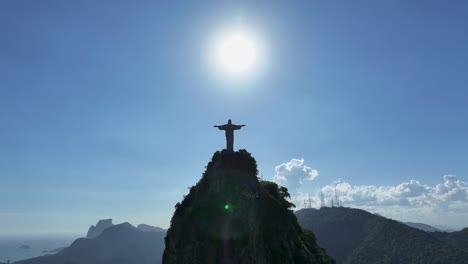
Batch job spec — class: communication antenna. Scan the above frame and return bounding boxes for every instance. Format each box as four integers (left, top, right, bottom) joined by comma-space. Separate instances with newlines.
302, 194, 314, 209
334, 185, 340, 207
320, 186, 325, 208
334, 184, 340, 207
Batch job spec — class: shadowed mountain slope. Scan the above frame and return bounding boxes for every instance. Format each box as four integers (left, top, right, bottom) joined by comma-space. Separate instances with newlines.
296, 207, 468, 264
431, 228, 468, 254
16, 223, 165, 264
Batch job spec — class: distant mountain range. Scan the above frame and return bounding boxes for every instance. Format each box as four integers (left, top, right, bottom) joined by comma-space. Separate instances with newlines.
84, 219, 166, 239
14, 209, 468, 264
401, 221, 441, 232
433, 224, 459, 232
295, 207, 468, 264
16, 221, 166, 264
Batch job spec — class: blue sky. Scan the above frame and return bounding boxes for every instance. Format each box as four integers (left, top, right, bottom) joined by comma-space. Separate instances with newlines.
1, 1, 467, 235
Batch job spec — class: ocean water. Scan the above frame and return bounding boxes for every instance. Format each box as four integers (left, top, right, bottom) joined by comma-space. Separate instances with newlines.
0, 235, 76, 262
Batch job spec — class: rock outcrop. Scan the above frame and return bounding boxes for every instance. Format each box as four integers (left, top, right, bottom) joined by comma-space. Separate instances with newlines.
163, 150, 334, 264
86, 219, 114, 239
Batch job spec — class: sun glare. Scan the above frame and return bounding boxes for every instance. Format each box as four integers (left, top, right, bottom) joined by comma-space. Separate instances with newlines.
210, 27, 263, 79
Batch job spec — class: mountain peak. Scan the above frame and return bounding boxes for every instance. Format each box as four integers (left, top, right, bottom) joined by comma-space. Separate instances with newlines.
86, 219, 114, 239
163, 150, 334, 264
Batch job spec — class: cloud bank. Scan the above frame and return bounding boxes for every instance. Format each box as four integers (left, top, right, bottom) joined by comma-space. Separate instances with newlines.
320, 175, 468, 228
273, 158, 468, 228
321, 175, 467, 209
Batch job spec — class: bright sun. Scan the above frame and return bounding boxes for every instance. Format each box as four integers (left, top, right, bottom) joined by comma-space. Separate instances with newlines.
211, 27, 263, 79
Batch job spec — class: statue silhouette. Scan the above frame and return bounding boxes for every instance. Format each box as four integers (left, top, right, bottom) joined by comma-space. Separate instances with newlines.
214, 119, 245, 151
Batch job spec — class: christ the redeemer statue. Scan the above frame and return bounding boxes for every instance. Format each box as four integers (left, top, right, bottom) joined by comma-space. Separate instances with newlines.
214, 119, 245, 151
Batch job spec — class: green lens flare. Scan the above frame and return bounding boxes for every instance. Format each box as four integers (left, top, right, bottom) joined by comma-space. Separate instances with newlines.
224, 204, 229, 210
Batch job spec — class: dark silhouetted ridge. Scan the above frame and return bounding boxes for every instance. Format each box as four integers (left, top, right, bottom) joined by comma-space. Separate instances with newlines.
163, 150, 334, 264
15, 223, 165, 264
296, 207, 468, 264
431, 227, 468, 254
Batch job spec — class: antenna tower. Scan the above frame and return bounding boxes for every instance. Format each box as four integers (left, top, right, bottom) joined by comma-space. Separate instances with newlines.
320, 186, 325, 208
334, 185, 340, 207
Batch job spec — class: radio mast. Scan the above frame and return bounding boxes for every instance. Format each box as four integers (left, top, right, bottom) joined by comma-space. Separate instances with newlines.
320, 186, 325, 208
334, 185, 340, 207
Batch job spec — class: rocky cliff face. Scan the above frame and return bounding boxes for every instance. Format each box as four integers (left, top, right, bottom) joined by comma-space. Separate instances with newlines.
86, 219, 114, 239
163, 150, 334, 264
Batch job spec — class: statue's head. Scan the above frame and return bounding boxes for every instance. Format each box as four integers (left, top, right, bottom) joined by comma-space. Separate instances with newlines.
228, 119, 232, 124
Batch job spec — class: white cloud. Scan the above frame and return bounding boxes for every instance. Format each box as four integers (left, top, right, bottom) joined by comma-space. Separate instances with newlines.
272, 159, 468, 228
434, 175, 468, 201
273, 158, 318, 192
319, 175, 467, 208
305, 175, 468, 229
